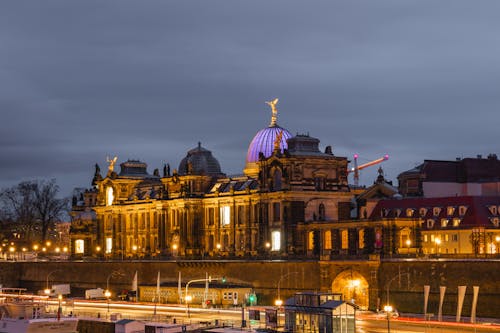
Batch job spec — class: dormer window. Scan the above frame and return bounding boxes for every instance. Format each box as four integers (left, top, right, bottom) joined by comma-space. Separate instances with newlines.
433, 207, 441, 217
419, 208, 427, 217
459, 206, 467, 216
488, 205, 498, 215
406, 208, 414, 217
453, 218, 461, 227
441, 219, 449, 227
427, 219, 435, 229
447, 206, 455, 216
491, 217, 500, 227
395, 209, 401, 217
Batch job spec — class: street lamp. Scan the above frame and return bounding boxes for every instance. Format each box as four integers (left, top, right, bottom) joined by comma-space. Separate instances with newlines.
384, 305, 393, 333
104, 289, 111, 313
185, 294, 192, 318
276, 272, 299, 306
405, 239, 411, 254
45, 270, 59, 295
57, 294, 63, 320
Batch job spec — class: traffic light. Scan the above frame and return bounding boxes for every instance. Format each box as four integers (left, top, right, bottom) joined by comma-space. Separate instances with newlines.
248, 293, 257, 305
221, 276, 226, 283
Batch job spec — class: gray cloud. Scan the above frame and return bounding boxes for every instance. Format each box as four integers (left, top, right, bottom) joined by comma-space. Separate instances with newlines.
1, 0, 500, 196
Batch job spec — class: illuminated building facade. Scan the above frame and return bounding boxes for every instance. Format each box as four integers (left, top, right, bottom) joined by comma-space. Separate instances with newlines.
70, 101, 354, 258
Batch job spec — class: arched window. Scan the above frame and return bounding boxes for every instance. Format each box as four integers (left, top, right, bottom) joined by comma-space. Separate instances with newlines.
319, 204, 325, 221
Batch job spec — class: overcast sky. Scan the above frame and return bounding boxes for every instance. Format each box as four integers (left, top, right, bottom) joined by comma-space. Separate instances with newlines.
1, 1, 500, 196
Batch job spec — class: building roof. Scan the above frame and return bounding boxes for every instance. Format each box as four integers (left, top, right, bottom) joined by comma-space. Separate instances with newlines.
286, 134, 333, 157
178, 142, 224, 177
246, 125, 293, 163
399, 155, 500, 183
370, 196, 500, 230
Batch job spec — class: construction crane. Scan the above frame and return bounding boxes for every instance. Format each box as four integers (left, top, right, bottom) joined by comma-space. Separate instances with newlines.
349, 154, 389, 186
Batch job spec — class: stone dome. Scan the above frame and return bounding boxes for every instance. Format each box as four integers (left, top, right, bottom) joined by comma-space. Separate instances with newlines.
245, 125, 293, 163
178, 142, 223, 176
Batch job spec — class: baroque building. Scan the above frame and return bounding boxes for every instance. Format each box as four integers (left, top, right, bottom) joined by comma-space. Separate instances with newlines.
70, 100, 356, 259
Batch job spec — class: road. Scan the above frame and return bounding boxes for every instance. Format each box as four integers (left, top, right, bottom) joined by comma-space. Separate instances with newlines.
49, 299, 500, 332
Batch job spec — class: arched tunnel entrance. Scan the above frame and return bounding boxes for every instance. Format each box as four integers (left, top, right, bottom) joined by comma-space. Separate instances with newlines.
332, 270, 369, 310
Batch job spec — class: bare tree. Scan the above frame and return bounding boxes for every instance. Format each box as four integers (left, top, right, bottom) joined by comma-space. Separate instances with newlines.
0, 181, 38, 241
33, 179, 69, 242
0, 179, 68, 242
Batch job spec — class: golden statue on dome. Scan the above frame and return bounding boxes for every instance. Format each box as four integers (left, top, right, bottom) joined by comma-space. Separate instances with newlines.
106, 156, 118, 173
266, 98, 279, 127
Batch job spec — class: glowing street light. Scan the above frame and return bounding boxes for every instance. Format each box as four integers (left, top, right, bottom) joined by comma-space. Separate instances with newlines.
104, 289, 111, 313
384, 305, 393, 333
185, 294, 192, 318
405, 239, 411, 254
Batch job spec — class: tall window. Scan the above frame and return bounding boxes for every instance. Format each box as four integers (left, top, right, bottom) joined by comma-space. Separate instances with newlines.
207, 208, 214, 225
75, 239, 84, 254
220, 206, 231, 226
273, 203, 280, 222
106, 187, 114, 206
341, 230, 348, 250
308, 231, 314, 250
324, 230, 332, 250
318, 204, 325, 221
358, 229, 365, 249
105, 237, 112, 254
271, 231, 281, 251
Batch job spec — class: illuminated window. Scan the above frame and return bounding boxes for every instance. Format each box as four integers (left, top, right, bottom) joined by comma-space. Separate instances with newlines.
406, 209, 414, 217
308, 232, 314, 250
106, 187, 114, 206
447, 207, 455, 216
75, 239, 84, 254
341, 230, 348, 250
433, 207, 441, 216
424, 235, 428, 242
441, 219, 449, 227
324, 230, 332, 250
358, 229, 365, 249
271, 231, 280, 251
105, 237, 112, 254
453, 218, 461, 227
444, 234, 449, 242
220, 206, 231, 226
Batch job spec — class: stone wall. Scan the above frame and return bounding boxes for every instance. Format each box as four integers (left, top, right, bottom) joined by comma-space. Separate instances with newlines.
1, 259, 499, 318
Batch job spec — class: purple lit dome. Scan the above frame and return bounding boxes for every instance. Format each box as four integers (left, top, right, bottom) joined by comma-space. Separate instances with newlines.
246, 125, 293, 163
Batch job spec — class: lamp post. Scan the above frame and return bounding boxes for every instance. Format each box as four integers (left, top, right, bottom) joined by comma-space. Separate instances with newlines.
185, 294, 192, 318
57, 294, 63, 320
45, 270, 59, 296
104, 289, 111, 314
276, 272, 299, 306
384, 305, 393, 333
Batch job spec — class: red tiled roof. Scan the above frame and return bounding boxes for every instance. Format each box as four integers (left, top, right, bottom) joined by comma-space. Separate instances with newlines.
370, 196, 500, 230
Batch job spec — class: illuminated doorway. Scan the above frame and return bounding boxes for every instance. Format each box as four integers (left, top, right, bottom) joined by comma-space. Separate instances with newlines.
332, 270, 369, 310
